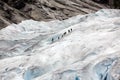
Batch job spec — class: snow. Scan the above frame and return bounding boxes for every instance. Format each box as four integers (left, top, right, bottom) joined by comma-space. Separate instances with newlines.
0, 9, 120, 80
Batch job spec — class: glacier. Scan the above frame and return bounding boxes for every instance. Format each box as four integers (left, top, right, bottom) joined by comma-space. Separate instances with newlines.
0, 9, 120, 80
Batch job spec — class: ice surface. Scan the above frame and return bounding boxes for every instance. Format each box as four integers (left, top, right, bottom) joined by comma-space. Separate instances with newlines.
0, 9, 120, 80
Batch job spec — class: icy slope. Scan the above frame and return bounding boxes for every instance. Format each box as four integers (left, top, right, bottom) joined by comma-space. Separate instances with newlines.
0, 9, 120, 80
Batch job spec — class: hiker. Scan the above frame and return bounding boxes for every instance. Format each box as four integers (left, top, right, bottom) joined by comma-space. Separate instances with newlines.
58, 36, 60, 39
68, 30, 70, 33
71, 29, 72, 32
62, 35, 64, 37
51, 38, 54, 42
64, 32, 66, 35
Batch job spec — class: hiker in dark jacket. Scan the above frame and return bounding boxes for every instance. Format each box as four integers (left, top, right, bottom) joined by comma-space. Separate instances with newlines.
64, 32, 66, 35
51, 38, 54, 42
58, 36, 60, 39
68, 30, 70, 33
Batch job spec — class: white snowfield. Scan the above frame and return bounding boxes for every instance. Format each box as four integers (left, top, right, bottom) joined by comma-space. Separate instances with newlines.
0, 9, 120, 80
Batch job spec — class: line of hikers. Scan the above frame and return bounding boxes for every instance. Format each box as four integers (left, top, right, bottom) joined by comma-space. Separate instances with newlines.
51, 28, 72, 42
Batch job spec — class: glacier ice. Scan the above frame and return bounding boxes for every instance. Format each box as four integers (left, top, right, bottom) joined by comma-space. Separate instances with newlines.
0, 9, 120, 80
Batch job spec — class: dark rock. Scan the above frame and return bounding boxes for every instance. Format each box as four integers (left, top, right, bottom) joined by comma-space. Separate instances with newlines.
13, 0, 26, 9
92, 0, 108, 4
